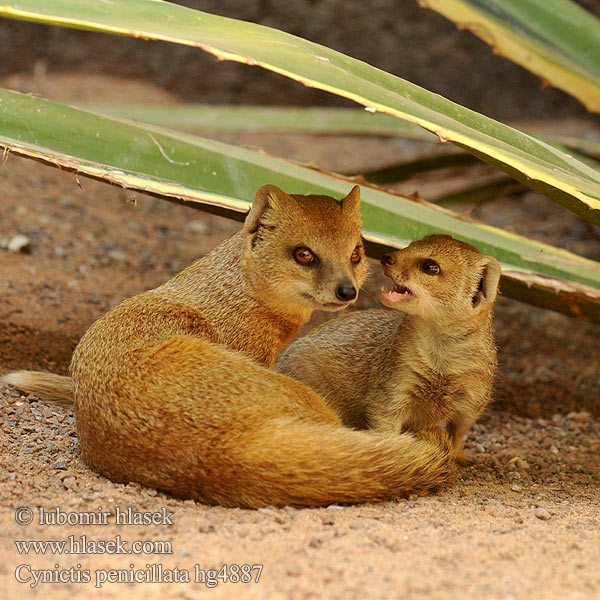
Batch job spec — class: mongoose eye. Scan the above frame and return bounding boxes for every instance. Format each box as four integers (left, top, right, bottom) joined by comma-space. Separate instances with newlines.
421, 259, 440, 275
351, 246, 362, 264
294, 247, 316, 265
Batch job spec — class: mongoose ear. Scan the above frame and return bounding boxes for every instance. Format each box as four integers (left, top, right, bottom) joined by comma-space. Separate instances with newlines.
341, 185, 361, 214
244, 185, 287, 234
471, 256, 501, 312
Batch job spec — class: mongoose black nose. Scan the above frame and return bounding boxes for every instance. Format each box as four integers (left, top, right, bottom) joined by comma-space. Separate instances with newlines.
335, 283, 357, 302
381, 254, 395, 266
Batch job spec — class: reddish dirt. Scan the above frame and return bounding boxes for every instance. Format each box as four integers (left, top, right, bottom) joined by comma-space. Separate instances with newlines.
1, 75, 599, 599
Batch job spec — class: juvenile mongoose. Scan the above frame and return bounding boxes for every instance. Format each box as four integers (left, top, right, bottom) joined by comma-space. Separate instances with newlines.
277, 234, 501, 461
2, 186, 456, 507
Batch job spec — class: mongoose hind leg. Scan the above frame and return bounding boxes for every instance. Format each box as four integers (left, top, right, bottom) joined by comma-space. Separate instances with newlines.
446, 416, 475, 466
73, 334, 347, 506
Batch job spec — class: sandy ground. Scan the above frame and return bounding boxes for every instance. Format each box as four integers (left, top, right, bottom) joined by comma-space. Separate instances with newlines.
1, 74, 599, 599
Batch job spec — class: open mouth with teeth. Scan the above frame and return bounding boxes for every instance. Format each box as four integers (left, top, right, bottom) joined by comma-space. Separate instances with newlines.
380, 282, 415, 304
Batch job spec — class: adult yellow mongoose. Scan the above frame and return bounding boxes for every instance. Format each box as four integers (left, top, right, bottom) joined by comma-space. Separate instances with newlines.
278, 234, 501, 462
2, 186, 456, 507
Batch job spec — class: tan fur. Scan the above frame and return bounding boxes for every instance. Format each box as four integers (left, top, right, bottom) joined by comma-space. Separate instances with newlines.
277, 234, 501, 462
1, 371, 73, 407
1, 186, 456, 507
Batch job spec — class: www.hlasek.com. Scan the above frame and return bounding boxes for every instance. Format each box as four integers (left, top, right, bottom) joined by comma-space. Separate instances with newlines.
15, 535, 173, 556
14, 506, 263, 588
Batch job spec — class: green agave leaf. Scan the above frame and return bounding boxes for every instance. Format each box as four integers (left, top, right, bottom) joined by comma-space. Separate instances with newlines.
81, 104, 435, 140
419, 0, 600, 112
499, 272, 600, 324
1, 1, 599, 225
545, 138, 600, 164
83, 104, 600, 161
354, 153, 480, 184
434, 177, 524, 207
0, 88, 598, 322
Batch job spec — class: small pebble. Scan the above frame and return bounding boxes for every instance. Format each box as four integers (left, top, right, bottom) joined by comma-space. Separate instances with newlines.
6, 234, 31, 253
534, 507, 551, 521
186, 220, 211, 235
197, 522, 215, 533
62, 476, 78, 490
566, 411, 591, 423
511, 485, 522, 492
107, 249, 127, 262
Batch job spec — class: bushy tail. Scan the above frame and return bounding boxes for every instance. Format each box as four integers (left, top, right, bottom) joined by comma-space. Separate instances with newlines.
208, 418, 457, 508
1, 371, 74, 407
1, 372, 457, 507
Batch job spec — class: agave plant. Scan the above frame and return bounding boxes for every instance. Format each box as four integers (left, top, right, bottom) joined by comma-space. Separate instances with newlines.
0, 0, 599, 321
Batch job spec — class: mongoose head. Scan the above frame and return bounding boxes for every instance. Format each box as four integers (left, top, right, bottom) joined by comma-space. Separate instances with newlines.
380, 234, 501, 324
243, 185, 369, 314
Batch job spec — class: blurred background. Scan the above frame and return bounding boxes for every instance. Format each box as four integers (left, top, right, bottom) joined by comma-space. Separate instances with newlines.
1, 0, 599, 120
